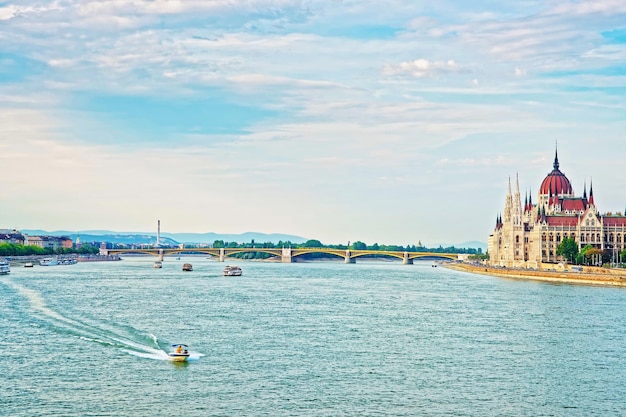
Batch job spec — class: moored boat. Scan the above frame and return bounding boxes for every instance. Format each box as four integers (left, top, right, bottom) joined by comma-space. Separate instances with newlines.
0, 260, 10, 275
40, 257, 58, 266
153, 261, 163, 268
168, 344, 190, 362
182, 263, 193, 272
223, 265, 242, 276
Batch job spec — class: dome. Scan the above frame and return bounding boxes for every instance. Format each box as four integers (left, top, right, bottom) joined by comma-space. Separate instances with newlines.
539, 151, 573, 196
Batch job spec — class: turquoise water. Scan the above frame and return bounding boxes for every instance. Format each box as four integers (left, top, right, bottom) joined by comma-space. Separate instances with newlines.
1, 258, 625, 416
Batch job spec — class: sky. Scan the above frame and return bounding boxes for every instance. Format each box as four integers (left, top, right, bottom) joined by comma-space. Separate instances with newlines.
1, 0, 625, 247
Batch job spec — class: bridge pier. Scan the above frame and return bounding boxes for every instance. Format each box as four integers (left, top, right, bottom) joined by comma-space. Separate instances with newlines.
345, 250, 355, 264
159, 249, 164, 262
281, 247, 293, 263
219, 248, 225, 262
403, 252, 413, 265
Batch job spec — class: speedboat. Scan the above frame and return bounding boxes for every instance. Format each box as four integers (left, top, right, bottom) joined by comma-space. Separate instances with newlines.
0, 260, 10, 275
168, 344, 190, 362
153, 261, 163, 268
182, 263, 193, 272
24, 262, 34, 268
40, 257, 58, 266
223, 265, 242, 276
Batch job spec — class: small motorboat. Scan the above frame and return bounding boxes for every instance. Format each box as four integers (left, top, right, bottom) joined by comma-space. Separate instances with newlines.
182, 263, 193, 272
168, 344, 190, 362
24, 262, 34, 268
223, 265, 242, 276
153, 261, 163, 268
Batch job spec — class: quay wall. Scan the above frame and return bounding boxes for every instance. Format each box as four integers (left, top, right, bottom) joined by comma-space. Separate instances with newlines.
448, 262, 626, 287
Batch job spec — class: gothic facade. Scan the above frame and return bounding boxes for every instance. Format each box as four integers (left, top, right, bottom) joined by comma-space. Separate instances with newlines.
488, 151, 626, 267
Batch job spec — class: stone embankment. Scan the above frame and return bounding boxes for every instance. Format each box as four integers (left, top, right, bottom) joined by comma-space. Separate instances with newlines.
447, 262, 626, 287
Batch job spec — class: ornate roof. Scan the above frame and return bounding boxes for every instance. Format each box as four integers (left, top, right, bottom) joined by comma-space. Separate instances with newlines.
539, 149, 573, 196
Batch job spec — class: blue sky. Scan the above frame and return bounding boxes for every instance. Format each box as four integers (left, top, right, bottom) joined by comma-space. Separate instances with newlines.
1, 0, 625, 246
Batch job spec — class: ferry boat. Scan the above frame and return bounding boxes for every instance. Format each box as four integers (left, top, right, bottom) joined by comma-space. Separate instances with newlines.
153, 261, 163, 268
0, 260, 10, 275
182, 263, 193, 272
223, 265, 242, 276
168, 344, 190, 362
40, 257, 59, 266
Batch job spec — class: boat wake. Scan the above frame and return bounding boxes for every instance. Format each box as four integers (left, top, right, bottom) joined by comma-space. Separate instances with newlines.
2, 277, 200, 362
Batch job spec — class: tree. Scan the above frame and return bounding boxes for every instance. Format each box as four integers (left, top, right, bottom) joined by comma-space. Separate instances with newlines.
556, 237, 578, 263
351, 241, 367, 250
304, 239, 323, 248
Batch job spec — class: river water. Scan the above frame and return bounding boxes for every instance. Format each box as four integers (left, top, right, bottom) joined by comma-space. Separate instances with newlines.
1, 258, 625, 416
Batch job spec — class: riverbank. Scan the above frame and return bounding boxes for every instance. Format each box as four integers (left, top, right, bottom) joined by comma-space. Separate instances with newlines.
447, 262, 626, 287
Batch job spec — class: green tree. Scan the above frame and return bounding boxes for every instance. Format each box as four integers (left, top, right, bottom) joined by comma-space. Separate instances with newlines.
304, 239, 323, 247
556, 237, 579, 263
351, 241, 367, 250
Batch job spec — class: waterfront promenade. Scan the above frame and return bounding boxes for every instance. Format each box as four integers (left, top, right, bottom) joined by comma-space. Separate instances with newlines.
448, 262, 626, 287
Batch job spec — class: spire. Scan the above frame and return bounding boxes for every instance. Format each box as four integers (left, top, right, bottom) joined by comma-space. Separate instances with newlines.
524, 193, 528, 212
583, 180, 587, 200
553, 143, 560, 171
589, 179, 595, 206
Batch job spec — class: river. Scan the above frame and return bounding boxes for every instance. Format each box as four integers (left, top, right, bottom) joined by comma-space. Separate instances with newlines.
1, 258, 624, 416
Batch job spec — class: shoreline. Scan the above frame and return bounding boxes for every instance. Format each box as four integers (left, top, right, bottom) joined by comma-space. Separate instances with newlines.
446, 262, 626, 287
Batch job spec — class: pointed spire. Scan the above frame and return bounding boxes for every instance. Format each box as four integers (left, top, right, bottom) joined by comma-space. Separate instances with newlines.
589, 178, 595, 206
583, 180, 587, 200
524, 193, 528, 212
507, 176, 512, 195
553, 143, 560, 171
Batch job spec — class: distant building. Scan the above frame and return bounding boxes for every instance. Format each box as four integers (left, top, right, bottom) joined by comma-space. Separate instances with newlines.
488, 149, 626, 267
0, 229, 25, 245
25, 235, 73, 250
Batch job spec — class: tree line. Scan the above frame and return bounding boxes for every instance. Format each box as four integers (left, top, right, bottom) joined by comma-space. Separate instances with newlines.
0, 243, 100, 257
556, 237, 626, 266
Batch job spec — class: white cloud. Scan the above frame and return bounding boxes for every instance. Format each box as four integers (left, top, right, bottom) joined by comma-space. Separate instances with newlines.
382, 59, 462, 78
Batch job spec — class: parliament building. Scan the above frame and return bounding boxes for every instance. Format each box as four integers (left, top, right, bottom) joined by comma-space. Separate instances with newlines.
488, 150, 626, 267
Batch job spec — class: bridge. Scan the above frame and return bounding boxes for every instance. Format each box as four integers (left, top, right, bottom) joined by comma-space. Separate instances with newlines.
101, 247, 460, 264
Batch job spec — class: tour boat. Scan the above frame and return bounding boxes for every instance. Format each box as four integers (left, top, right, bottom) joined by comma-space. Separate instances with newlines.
223, 265, 242, 276
168, 344, 190, 362
39, 257, 59, 266
153, 261, 163, 268
0, 260, 10, 275
182, 263, 193, 272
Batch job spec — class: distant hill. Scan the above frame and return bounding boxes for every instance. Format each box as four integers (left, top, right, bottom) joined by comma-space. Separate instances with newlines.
20, 230, 308, 245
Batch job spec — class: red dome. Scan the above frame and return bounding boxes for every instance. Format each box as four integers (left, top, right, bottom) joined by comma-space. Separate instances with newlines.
539, 151, 573, 195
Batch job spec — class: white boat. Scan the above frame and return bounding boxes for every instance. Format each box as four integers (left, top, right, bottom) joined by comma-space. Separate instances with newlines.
58, 258, 77, 265
182, 263, 193, 272
0, 260, 10, 275
168, 344, 190, 362
223, 265, 242, 276
40, 257, 58, 266
153, 261, 163, 268
24, 262, 34, 268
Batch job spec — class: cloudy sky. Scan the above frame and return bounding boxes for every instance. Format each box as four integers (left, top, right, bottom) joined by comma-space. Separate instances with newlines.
1, 0, 625, 246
